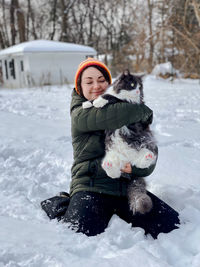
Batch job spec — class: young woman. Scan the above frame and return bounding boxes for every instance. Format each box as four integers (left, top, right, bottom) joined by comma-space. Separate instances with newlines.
63, 58, 180, 238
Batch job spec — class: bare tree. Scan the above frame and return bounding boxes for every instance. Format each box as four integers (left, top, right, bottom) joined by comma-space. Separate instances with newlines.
16, 0, 26, 42
59, 0, 76, 42
9, 0, 26, 44
185, 0, 200, 27
147, 0, 154, 70
27, 0, 37, 39
49, 0, 58, 40
0, 26, 5, 48
0, 0, 10, 47
10, 0, 17, 45
169, 0, 200, 76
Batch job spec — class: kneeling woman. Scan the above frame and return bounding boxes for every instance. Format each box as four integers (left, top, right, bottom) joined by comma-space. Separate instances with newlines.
63, 58, 180, 238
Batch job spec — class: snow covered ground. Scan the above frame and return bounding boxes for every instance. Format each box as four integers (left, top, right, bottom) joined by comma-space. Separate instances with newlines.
0, 76, 200, 267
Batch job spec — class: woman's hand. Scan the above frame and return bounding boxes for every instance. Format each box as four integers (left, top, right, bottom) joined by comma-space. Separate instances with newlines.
121, 163, 132, 173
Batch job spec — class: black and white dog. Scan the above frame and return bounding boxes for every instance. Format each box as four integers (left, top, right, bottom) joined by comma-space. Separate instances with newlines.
83, 70, 158, 215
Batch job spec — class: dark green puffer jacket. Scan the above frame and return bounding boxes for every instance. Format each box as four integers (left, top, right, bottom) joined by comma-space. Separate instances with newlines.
69, 89, 157, 197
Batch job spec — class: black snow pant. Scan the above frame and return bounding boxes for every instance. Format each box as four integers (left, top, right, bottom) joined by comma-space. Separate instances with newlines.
63, 191, 180, 238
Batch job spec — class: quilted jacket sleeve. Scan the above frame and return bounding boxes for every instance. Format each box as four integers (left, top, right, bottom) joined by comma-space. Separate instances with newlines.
121, 163, 156, 179
121, 145, 158, 179
71, 102, 153, 133
131, 161, 157, 178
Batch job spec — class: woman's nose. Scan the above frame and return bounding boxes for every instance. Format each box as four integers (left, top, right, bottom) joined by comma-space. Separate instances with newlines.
93, 81, 100, 89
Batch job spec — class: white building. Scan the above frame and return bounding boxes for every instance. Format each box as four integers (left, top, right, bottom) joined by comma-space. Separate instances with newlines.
0, 40, 97, 88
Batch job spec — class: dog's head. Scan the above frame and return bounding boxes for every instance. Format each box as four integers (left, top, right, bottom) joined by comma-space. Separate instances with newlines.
113, 70, 144, 104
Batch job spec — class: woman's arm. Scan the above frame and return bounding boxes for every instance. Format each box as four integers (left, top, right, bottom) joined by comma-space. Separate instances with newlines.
121, 163, 156, 179
71, 102, 153, 133
131, 163, 156, 178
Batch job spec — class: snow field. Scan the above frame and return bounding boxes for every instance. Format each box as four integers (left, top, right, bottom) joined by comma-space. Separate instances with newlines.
0, 77, 200, 266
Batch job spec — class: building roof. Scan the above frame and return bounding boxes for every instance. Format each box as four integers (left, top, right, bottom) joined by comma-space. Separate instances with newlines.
0, 40, 96, 56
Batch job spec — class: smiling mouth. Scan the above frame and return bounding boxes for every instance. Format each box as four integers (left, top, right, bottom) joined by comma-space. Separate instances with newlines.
93, 91, 104, 95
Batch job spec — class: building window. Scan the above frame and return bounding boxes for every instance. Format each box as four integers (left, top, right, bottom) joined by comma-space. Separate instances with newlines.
4, 60, 8, 79
9, 59, 16, 79
20, 60, 24, 71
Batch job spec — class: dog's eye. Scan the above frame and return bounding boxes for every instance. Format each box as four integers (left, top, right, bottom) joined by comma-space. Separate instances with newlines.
131, 83, 135, 87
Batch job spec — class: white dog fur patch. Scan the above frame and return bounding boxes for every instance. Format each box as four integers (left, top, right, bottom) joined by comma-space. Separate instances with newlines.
102, 129, 156, 178
93, 96, 109, 108
82, 101, 93, 109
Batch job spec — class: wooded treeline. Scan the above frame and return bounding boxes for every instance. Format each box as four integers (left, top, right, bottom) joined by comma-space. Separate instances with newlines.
0, 0, 200, 77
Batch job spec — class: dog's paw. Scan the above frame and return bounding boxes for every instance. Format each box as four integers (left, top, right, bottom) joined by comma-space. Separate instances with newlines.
129, 194, 153, 215
82, 101, 93, 109
136, 150, 156, 169
143, 151, 156, 167
102, 161, 121, 179
93, 97, 108, 108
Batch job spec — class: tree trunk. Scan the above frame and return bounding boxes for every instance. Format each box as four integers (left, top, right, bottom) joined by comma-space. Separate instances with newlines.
0, 28, 6, 49
27, 0, 37, 39
2, 0, 10, 47
10, 0, 26, 44
59, 0, 68, 42
191, 0, 200, 27
147, 0, 154, 70
10, 0, 17, 45
16, 1, 26, 42
50, 0, 58, 40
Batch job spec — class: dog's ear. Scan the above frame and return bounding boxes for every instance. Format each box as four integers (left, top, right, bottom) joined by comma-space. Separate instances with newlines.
135, 73, 146, 82
123, 69, 130, 76
139, 73, 146, 81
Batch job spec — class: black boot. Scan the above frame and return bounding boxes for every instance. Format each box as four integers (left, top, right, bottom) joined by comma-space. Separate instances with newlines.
41, 192, 70, 221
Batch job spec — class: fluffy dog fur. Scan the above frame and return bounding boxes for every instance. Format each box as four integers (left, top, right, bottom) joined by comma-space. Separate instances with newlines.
82, 70, 157, 215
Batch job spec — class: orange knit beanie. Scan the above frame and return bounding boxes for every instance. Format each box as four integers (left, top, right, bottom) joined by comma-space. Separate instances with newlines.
74, 57, 112, 95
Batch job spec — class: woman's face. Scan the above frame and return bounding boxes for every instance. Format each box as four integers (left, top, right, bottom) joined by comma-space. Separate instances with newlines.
81, 67, 109, 100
